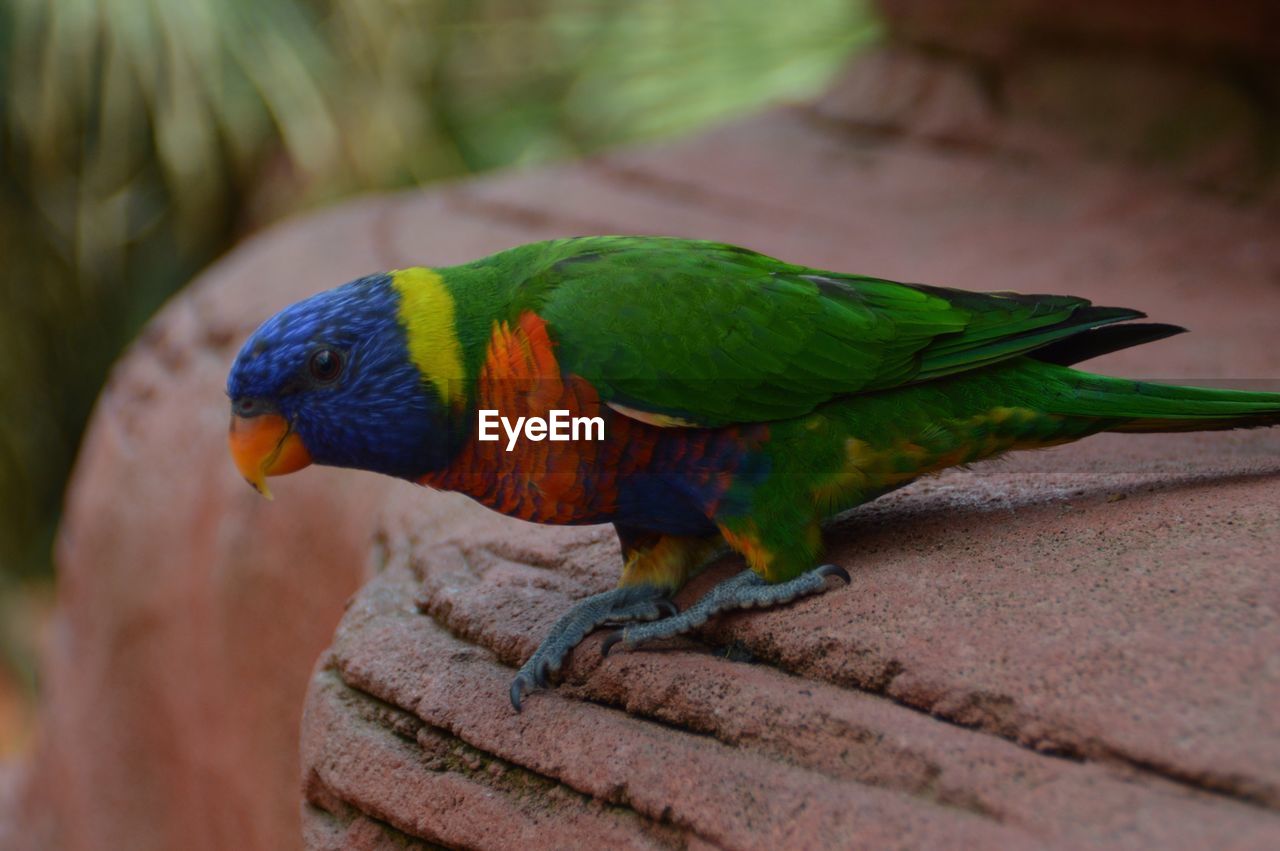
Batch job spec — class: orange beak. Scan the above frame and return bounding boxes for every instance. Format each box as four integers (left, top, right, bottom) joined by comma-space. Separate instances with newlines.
228, 413, 312, 499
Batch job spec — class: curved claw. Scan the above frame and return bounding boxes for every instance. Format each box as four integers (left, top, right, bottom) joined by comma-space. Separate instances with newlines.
510, 657, 557, 712
816, 563, 852, 584
655, 600, 679, 619
510, 674, 530, 713
600, 631, 625, 658
534, 657, 552, 687
506, 583, 671, 713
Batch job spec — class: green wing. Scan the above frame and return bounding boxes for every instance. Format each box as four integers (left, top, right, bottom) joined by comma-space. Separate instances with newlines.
517, 237, 1142, 427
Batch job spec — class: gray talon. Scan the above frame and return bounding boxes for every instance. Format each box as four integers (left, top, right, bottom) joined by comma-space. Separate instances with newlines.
816, 563, 852, 584
510, 566, 850, 709
600, 631, 625, 657
510, 676, 528, 712
508, 584, 668, 712
607, 564, 850, 652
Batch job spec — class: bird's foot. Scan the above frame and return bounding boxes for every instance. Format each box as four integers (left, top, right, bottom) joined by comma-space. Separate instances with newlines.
510, 584, 673, 711
601, 564, 850, 657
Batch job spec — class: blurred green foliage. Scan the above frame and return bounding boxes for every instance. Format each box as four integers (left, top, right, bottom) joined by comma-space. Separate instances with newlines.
0, 0, 874, 593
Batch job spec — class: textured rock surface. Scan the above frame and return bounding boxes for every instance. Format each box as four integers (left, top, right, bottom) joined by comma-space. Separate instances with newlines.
300, 87, 1280, 849
0, 762, 19, 849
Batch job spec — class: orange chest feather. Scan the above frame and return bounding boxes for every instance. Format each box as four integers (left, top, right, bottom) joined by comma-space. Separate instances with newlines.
418, 311, 652, 522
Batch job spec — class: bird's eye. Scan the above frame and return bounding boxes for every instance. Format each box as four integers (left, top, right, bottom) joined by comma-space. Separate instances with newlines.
308, 348, 344, 383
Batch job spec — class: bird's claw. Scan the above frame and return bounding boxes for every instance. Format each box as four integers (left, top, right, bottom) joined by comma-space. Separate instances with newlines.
510, 566, 849, 709
652, 600, 680, 620
510, 676, 530, 712
510, 656, 559, 712
597, 563, 852, 658
816, 563, 852, 584
600, 631, 625, 658
508, 584, 671, 712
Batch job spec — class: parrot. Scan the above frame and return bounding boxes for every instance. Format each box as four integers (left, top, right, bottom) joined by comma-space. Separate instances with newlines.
225, 236, 1280, 711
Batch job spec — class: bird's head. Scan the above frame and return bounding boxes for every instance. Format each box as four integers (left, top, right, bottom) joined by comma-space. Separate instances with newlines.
226, 272, 451, 498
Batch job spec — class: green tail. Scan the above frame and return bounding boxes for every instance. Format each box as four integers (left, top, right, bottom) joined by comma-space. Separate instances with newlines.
1045, 365, 1280, 433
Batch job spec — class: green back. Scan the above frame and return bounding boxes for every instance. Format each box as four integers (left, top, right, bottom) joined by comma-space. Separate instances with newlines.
442, 236, 1142, 427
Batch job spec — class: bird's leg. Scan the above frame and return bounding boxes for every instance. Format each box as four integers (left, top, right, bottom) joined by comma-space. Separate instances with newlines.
510, 584, 673, 711
510, 527, 721, 711
601, 564, 850, 656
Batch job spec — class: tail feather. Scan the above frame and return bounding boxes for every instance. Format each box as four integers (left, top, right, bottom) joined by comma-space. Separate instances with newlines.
918, 305, 1144, 379
1031, 323, 1187, 367
1045, 367, 1280, 433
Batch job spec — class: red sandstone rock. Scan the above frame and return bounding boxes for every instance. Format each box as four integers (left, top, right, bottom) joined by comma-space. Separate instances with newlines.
299, 103, 1280, 847
11, 205, 411, 850
0, 762, 20, 849
817, 1, 1280, 197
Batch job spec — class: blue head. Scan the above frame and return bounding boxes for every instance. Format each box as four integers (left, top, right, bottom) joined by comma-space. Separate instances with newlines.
227, 273, 449, 493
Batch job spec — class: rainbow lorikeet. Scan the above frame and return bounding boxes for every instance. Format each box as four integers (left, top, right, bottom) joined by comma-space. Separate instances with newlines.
226, 236, 1280, 711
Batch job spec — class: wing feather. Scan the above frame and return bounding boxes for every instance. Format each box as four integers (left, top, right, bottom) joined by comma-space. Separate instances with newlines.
519, 238, 1141, 427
